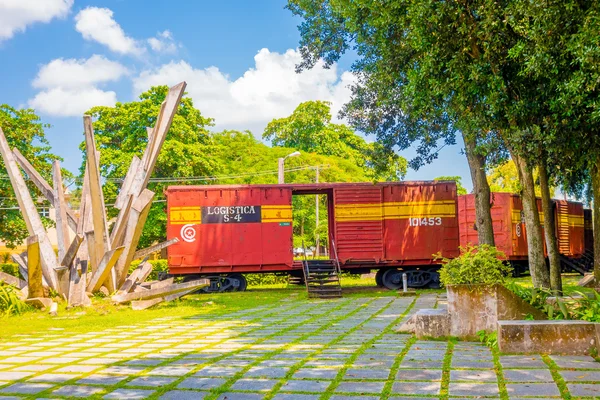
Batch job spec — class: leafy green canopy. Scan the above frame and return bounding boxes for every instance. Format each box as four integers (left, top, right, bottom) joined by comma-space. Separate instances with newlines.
434, 176, 467, 195
263, 101, 407, 181
0, 105, 63, 248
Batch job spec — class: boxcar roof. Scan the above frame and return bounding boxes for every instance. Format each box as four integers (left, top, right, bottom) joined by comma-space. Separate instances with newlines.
166, 180, 456, 192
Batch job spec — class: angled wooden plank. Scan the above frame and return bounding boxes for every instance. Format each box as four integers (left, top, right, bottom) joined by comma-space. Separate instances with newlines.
115, 261, 153, 296
87, 246, 125, 293
112, 278, 209, 304
13, 148, 78, 231
11, 254, 28, 283
0, 271, 26, 289
150, 278, 174, 290
0, 129, 59, 290
27, 235, 44, 298
52, 160, 70, 260
109, 194, 133, 248
83, 117, 110, 270
61, 234, 83, 267
84, 230, 97, 273
164, 287, 197, 302
114, 156, 141, 210
114, 189, 155, 286
129, 82, 186, 199
131, 297, 163, 310
133, 238, 179, 260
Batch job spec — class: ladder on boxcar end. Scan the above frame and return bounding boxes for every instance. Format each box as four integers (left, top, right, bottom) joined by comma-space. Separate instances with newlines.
303, 259, 342, 298
557, 201, 571, 254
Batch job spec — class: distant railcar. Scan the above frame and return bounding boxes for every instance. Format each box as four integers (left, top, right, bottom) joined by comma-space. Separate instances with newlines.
458, 193, 588, 275
166, 181, 459, 292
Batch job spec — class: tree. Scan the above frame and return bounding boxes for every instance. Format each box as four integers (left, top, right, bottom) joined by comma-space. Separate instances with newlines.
0, 105, 63, 248
286, 0, 499, 251
434, 176, 468, 195
263, 101, 407, 181
286, 0, 567, 287
82, 86, 220, 248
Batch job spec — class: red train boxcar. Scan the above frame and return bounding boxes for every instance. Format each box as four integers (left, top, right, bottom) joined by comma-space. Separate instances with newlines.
166, 181, 459, 291
458, 193, 588, 275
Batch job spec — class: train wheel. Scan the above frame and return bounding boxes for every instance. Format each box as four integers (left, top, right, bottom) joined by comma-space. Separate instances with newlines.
381, 269, 403, 290
228, 274, 247, 292
375, 269, 387, 287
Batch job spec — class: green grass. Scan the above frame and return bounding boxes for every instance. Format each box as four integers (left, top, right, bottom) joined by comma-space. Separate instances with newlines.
507, 273, 592, 295
2, 275, 417, 339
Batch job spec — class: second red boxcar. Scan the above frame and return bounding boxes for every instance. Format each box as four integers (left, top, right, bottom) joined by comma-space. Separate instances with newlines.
458, 193, 587, 275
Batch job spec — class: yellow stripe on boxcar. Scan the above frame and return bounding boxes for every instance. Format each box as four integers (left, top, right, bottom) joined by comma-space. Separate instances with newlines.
170, 206, 202, 225
335, 200, 456, 222
261, 205, 293, 223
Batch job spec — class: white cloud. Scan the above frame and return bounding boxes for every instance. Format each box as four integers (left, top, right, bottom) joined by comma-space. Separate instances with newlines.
33, 55, 128, 89
75, 7, 144, 56
0, 0, 73, 41
29, 55, 127, 117
29, 87, 117, 117
133, 48, 355, 134
148, 30, 178, 54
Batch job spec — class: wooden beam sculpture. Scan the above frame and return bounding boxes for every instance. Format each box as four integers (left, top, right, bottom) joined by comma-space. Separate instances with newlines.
0, 81, 188, 309
0, 128, 60, 291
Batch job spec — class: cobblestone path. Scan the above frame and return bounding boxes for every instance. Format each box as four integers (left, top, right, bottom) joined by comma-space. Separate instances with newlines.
0, 295, 598, 399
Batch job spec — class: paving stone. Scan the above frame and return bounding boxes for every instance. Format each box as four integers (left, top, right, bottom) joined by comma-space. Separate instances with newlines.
0, 372, 32, 381
336, 381, 385, 394
245, 366, 289, 378
550, 356, 600, 369
499, 355, 547, 369
450, 369, 497, 382
0, 382, 53, 395
195, 366, 242, 377
397, 361, 443, 369
53, 385, 105, 397
293, 368, 339, 379
567, 383, 600, 397
230, 379, 279, 391
503, 369, 554, 382
127, 376, 178, 387
330, 396, 379, 400
448, 382, 499, 396
178, 377, 227, 390
77, 374, 128, 385
104, 388, 155, 399
124, 358, 165, 366
281, 380, 331, 392
344, 368, 389, 380
29, 373, 79, 383
391, 381, 441, 396
216, 393, 264, 400
396, 369, 443, 381
272, 394, 319, 400
159, 390, 208, 400
147, 366, 194, 376
452, 359, 495, 368
505, 383, 560, 397
100, 365, 146, 375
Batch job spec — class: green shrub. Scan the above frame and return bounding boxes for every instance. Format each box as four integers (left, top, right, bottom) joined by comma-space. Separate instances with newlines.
0, 263, 19, 279
438, 244, 512, 286
477, 330, 498, 349
129, 259, 169, 281
245, 274, 288, 286
0, 283, 28, 317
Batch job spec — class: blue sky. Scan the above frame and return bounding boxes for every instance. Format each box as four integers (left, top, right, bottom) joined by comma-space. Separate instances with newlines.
0, 0, 471, 188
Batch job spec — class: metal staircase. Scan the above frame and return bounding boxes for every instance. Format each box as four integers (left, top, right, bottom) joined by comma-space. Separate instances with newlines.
303, 259, 342, 298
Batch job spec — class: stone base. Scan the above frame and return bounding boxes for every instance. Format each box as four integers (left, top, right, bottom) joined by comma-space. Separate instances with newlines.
414, 309, 450, 339
498, 320, 599, 355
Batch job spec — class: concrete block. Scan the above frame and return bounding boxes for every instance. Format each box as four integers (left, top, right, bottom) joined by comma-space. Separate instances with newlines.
498, 320, 599, 355
578, 273, 595, 288
447, 284, 546, 339
25, 297, 52, 310
414, 309, 450, 339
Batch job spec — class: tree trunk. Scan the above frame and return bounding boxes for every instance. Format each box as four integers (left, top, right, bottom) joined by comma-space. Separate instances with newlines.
464, 134, 495, 246
592, 157, 600, 291
538, 161, 562, 295
513, 152, 551, 288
